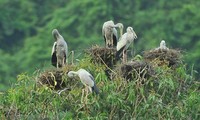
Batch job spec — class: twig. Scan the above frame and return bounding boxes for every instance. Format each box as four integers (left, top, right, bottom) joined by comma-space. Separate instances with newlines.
109, 105, 117, 120
57, 88, 71, 95
97, 54, 117, 75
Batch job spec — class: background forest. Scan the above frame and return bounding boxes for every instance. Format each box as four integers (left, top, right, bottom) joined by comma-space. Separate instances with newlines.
0, 0, 199, 90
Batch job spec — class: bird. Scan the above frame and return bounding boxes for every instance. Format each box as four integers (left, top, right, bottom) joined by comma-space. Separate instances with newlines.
51, 29, 68, 68
159, 40, 169, 50
68, 69, 99, 94
68, 69, 99, 104
116, 27, 137, 63
113, 23, 124, 38
102, 20, 120, 48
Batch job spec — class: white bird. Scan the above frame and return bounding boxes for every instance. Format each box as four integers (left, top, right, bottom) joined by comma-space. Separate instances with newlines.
159, 40, 169, 50
68, 69, 99, 104
68, 69, 99, 94
113, 23, 124, 38
102, 20, 121, 48
116, 27, 137, 63
51, 29, 68, 68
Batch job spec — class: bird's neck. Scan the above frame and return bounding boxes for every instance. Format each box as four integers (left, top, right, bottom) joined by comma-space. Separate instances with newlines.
71, 71, 78, 75
120, 28, 123, 37
54, 34, 62, 41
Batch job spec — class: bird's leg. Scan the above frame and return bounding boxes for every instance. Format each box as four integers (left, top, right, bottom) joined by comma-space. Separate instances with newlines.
122, 50, 125, 63
66, 58, 68, 65
63, 52, 67, 66
81, 89, 85, 104
106, 40, 108, 48
122, 49, 128, 63
105, 36, 108, 48
62, 58, 65, 67
85, 86, 89, 105
88, 87, 92, 93
124, 50, 127, 63
111, 34, 113, 47
71, 51, 74, 65
56, 57, 59, 68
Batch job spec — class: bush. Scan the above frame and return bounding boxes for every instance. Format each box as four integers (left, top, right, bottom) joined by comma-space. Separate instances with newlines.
0, 55, 199, 119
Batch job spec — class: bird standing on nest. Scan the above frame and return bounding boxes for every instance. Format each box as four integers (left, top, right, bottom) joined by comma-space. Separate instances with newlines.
51, 29, 68, 68
159, 40, 169, 50
116, 27, 137, 63
68, 69, 99, 103
102, 20, 123, 48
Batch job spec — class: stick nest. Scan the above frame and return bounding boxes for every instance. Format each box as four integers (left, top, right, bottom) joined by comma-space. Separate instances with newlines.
36, 65, 75, 90
114, 60, 155, 81
86, 45, 117, 68
143, 49, 182, 68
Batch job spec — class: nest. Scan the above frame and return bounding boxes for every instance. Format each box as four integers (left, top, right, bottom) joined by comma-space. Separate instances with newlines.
37, 65, 75, 90
86, 45, 117, 68
143, 48, 182, 68
37, 69, 66, 90
114, 60, 155, 81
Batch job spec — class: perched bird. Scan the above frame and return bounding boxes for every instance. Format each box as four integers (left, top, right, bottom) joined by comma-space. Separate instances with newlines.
113, 23, 124, 38
155, 40, 169, 51
68, 69, 99, 104
102, 20, 118, 48
116, 27, 137, 63
68, 69, 99, 94
159, 40, 169, 50
51, 29, 68, 68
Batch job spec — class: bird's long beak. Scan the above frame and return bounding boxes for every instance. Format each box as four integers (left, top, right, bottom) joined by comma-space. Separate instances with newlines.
111, 25, 118, 28
132, 30, 137, 39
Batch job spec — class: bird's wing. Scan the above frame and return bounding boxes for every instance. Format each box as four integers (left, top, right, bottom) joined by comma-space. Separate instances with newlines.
113, 28, 118, 46
51, 42, 57, 55
51, 42, 57, 67
64, 42, 68, 64
102, 24, 107, 45
86, 71, 96, 84
102, 23, 106, 36
63, 41, 68, 55
116, 34, 127, 60
113, 28, 118, 39
88, 74, 95, 82
116, 33, 127, 51
88, 73, 99, 94
81, 73, 94, 87
116, 45, 126, 61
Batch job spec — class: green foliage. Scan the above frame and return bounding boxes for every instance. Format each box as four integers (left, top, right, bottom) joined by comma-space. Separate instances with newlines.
0, 1, 199, 118
0, 57, 199, 119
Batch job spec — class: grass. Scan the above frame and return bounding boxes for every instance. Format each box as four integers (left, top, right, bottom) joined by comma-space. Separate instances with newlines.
0, 55, 199, 119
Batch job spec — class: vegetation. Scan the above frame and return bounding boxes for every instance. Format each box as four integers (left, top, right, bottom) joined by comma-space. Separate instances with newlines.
0, 53, 199, 119
0, 0, 199, 119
